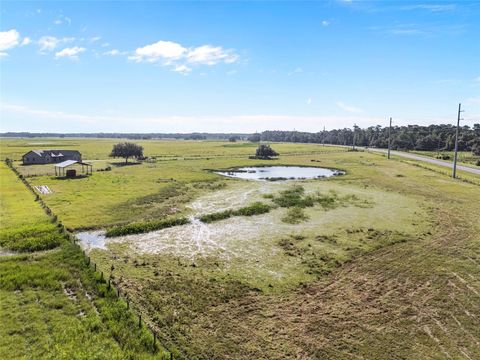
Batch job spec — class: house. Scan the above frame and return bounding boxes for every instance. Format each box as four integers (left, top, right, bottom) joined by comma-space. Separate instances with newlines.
22, 150, 82, 165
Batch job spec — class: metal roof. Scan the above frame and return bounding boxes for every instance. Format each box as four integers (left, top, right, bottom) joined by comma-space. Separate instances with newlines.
54, 160, 91, 168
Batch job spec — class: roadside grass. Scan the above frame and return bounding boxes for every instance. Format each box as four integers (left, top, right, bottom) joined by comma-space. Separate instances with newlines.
409, 150, 480, 168
0, 163, 64, 252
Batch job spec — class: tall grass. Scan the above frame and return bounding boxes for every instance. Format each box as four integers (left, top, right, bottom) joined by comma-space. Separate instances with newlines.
0, 223, 65, 252
105, 216, 190, 237
199, 202, 271, 223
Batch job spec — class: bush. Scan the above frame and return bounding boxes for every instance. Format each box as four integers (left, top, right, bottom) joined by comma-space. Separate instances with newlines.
200, 202, 272, 223
282, 207, 309, 224
273, 185, 313, 208
199, 210, 233, 223
234, 202, 271, 216
106, 217, 190, 237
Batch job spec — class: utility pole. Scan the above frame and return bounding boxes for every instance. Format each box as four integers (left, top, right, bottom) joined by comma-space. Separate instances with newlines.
453, 103, 464, 179
352, 123, 356, 150
387, 117, 392, 159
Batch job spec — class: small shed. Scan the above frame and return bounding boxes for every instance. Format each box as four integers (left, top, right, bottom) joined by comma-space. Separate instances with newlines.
54, 160, 93, 177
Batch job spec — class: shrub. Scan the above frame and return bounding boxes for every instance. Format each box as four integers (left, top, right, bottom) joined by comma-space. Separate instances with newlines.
282, 207, 309, 224
233, 202, 271, 216
199, 210, 233, 223
105, 217, 190, 237
200, 202, 272, 223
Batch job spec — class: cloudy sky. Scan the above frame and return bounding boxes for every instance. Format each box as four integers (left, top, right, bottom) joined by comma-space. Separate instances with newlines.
0, 1, 479, 133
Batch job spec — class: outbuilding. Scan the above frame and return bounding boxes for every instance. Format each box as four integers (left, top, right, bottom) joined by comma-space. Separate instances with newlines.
54, 160, 93, 177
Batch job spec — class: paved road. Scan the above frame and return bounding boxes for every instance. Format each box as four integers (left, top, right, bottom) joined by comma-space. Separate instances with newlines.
368, 148, 480, 176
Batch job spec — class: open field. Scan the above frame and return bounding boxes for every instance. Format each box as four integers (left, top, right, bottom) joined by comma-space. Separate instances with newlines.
1, 138, 480, 359
0, 158, 172, 359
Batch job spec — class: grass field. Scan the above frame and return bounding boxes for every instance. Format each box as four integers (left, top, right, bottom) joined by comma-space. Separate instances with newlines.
1, 138, 480, 359
410, 150, 480, 168
0, 159, 172, 359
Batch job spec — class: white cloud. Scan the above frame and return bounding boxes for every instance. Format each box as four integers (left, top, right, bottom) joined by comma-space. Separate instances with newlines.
101, 42, 110, 47
0, 102, 386, 133
55, 46, 86, 59
38, 36, 75, 52
322, 20, 330, 27
21, 37, 31, 46
336, 101, 364, 113
131, 40, 187, 63
53, 15, 72, 26
90, 36, 101, 43
475, 76, 480, 83
400, 4, 456, 12
173, 64, 192, 75
186, 45, 238, 65
466, 96, 480, 105
130, 40, 239, 74
307, 98, 312, 105
0, 29, 20, 51
38, 36, 60, 51
103, 49, 124, 56
288, 67, 303, 76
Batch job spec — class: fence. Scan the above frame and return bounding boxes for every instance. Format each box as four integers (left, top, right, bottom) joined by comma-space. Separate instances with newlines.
4, 158, 176, 359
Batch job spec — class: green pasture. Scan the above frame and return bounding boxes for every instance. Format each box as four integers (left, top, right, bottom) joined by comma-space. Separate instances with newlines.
1, 137, 479, 359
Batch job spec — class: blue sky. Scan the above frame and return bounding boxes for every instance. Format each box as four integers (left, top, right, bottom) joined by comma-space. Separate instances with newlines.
1, 0, 479, 133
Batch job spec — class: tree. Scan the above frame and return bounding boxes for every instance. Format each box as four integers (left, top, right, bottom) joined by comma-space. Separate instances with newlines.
255, 144, 279, 158
110, 142, 144, 163
229, 136, 238, 142
248, 133, 261, 142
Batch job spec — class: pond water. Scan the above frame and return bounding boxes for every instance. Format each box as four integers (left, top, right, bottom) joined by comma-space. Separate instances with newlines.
76, 231, 107, 250
215, 166, 343, 181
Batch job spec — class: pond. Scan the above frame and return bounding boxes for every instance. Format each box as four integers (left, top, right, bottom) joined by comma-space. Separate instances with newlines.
215, 166, 344, 181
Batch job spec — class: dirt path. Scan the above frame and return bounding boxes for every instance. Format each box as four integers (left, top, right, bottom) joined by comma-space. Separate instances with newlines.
368, 148, 480, 175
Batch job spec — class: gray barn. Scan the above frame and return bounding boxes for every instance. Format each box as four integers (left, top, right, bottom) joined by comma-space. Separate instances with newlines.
22, 150, 82, 165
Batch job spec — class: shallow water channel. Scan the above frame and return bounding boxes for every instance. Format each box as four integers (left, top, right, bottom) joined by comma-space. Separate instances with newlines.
215, 166, 343, 181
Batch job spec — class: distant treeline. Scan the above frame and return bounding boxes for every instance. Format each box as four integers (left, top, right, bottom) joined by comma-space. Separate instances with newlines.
2, 124, 479, 153
0, 132, 250, 141
248, 124, 480, 154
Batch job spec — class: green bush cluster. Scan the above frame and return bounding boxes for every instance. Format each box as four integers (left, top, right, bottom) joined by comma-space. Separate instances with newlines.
272, 185, 339, 210
105, 217, 190, 237
200, 202, 271, 223
282, 206, 310, 224
0, 223, 65, 252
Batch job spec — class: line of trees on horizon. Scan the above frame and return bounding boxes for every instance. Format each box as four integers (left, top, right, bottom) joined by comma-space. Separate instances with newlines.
248, 124, 480, 155
2, 124, 479, 154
